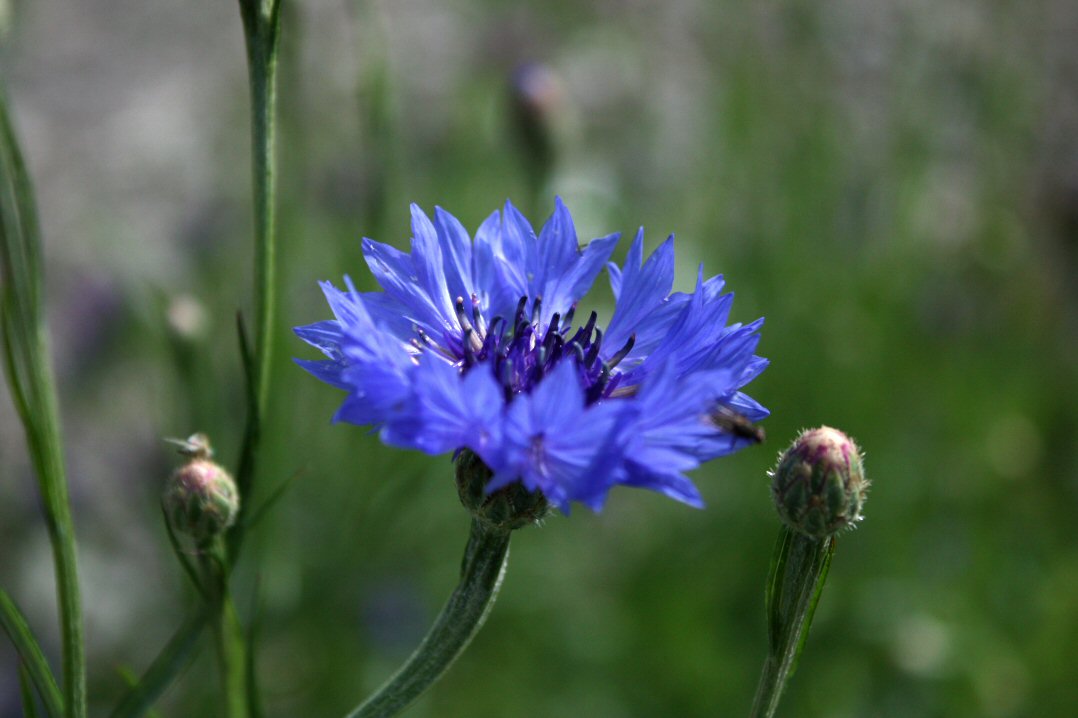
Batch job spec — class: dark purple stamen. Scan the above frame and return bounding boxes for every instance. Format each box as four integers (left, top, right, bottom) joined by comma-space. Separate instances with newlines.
561, 304, 576, 331
414, 293, 629, 405
584, 328, 603, 367
470, 294, 486, 336
512, 296, 528, 329
608, 333, 635, 368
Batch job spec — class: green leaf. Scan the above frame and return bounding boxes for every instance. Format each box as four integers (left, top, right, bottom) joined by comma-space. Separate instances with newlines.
1, 589, 63, 718
751, 528, 836, 718
0, 85, 86, 718
20, 662, 43, 718
108, 608, 209, 718
161, 503, 209, 602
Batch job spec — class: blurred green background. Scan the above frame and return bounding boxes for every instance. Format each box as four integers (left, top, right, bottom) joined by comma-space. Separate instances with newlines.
2, 0, 1077, 715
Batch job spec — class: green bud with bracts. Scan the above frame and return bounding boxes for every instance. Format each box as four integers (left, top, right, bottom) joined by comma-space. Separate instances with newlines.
770, 426, 867, 540
455, 449, 550, 532
163, 433, 240, 545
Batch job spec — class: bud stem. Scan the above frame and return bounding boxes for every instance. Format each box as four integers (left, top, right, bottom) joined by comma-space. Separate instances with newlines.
750, 527, 836, 718
212, 593, 249, 718
345, 519, 511, 718
201, 544, 249, 718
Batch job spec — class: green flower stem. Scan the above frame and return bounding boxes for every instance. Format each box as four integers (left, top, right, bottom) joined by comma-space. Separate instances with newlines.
0, 88, 87, 718
202, 546, 249, 718
107, 5, 282, 713
212, 593, 249, 718
346, 520, 512, 718
750, 527, 835, 718
237, 0, 282, 419
198, 2, 280, 712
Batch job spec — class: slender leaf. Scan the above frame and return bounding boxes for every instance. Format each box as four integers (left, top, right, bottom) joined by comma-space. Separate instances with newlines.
243, 468, 301, 531
108, 608, 208, 718
160, 504, 209, 602
20, 662, 43, 718
1, 590, 63, 718
114, 667, 163, 718
0, 86, 86, 718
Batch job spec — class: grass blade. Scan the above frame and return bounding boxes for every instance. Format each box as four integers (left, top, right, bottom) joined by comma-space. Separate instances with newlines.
108, 608, 209, 718
20, 662, 43, 718
0, 85, 87, 718
1, 589, 63, 718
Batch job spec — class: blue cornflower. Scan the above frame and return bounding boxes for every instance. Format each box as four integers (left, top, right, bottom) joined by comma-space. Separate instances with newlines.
295, 199, 768, 512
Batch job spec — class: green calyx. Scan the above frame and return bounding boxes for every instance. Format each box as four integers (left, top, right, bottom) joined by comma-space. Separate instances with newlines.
455, 450, 549, 532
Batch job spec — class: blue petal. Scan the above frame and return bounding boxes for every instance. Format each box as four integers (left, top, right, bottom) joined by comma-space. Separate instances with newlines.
607, 262, 623, 299
491, 361, 626, 512
533, 197, 578, 298
358, 292, 418, 342
332, 361, 412, 427
603, 231, 675, 360
383, 359, 504, 457
540, 232, 619, 326
362, 237, 450, 338
471, 211, 502, 314
409, 205, 457, 328
433, 206, 475, 306
320, 279, 371, 329
496, 200, 535, 297
724, 390, 770, 422
294, 357, 350, 391
294, 320, 343, 357
622, 462, 705, 508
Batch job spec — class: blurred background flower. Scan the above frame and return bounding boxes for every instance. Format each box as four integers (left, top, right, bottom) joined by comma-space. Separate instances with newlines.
1, 0, 1076, 716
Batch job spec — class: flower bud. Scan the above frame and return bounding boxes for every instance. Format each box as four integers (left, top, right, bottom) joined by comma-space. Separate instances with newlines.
455, 449, 549, 532
509, 63, 564, 186
163, 434, 239, 544
770, 426, 867, 540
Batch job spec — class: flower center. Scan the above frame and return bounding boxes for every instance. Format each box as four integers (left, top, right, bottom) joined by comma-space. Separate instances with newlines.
417, 294, 635, 404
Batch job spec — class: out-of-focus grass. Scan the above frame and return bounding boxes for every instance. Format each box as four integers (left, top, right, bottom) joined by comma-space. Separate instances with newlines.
2, 0, 1076, 716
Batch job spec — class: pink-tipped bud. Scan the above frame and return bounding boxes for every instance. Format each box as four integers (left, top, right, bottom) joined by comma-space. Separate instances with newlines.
163, 434, 239, 544
770, 427, 867, 540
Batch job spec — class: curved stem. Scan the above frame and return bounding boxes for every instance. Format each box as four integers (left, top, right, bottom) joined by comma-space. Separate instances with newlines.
346, 520, 511, 718
750, 528, 835, 718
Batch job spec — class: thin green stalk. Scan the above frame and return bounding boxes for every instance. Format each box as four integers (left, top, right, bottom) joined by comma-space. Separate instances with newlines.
108, 3, 284, 715
346, 520, 512, 718
212, 593, 249, 718
750, 528, 835, 718
1, 590, 64, 718
199, 544, 248, 718
0, 87, 86, 718
237, 0, 282, 421
213, 3, 284, 672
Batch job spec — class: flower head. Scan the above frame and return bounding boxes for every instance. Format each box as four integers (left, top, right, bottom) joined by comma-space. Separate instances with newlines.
296, 199, 768, 513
